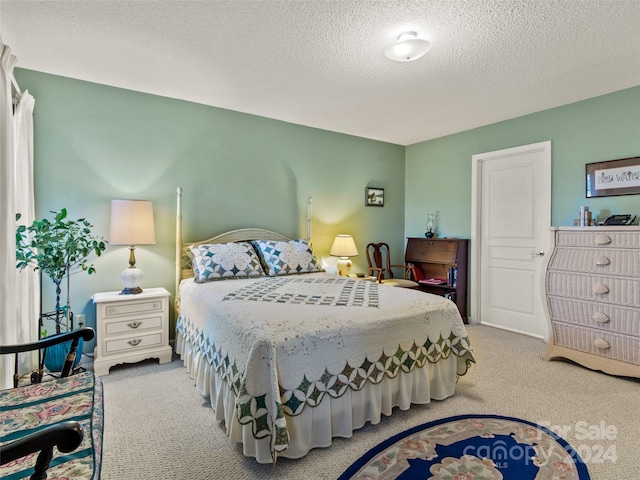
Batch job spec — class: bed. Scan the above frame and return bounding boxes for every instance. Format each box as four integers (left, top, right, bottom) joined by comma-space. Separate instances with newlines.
173, 190, 474, 464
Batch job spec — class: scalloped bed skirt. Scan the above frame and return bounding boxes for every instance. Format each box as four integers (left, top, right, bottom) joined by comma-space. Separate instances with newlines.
175, 330, 460, 464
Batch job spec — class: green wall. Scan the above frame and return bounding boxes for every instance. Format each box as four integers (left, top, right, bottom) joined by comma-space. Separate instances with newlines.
13, 68, 640, 352
14, 69, 406, 346
405, 86, 640, 239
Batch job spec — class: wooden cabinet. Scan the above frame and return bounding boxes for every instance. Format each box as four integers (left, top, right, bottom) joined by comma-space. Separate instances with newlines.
545, 227, 640, 377
405, 238, 468, 322
92, 287, 173, 376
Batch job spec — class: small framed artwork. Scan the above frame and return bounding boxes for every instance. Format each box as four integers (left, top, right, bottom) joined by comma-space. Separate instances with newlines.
586, 156, 640, 198
365, 187, 384, 207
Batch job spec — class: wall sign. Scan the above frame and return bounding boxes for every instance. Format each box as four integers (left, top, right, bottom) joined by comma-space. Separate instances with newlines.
586, 156, 640, 198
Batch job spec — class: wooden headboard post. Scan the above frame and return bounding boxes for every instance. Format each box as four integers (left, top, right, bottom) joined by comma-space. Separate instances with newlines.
307, 196, 311, 243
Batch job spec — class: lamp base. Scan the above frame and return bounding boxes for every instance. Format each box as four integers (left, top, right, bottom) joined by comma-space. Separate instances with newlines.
336, 258, 353, 277
120, 266, 144, 295
120, 286, 143, 295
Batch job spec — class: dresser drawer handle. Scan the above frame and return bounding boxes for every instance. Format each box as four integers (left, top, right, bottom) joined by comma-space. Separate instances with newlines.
595, 256, 610, 266
594, 234, 612, 245
593, 338, 610, 349
128, 321, 142, 329
592, 312, 610, 324
127, 339, 142, 347
592, 283, 609, 294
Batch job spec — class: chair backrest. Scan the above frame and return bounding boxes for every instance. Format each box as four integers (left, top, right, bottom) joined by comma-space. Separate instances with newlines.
365, 242, 394, 279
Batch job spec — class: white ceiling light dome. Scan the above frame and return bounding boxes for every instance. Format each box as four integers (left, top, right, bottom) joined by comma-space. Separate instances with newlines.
384, 31, 432, 62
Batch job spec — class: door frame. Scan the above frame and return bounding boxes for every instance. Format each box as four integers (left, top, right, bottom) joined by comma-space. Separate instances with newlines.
470, 140, 552, 339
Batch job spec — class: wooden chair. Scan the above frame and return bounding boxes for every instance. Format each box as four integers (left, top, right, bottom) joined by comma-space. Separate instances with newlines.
0, 328, 101, 480
365, 242, 419, 288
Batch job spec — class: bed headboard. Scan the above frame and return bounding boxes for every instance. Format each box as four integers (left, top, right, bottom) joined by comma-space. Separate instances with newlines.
174, 187, 311, 316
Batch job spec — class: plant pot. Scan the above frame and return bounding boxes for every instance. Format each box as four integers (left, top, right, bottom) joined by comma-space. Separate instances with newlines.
43, 335, 84, 372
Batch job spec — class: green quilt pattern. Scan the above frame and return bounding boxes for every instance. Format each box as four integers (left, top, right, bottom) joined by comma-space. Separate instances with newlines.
177, 315, 474, 458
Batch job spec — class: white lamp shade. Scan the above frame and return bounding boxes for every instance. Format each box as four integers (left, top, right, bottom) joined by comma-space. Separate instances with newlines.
384, 32, 431, 62
330, 235, 358, 258
110, 200, 156, 245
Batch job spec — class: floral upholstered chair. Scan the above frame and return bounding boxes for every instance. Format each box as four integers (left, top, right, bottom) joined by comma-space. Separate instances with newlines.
0, 328, 103, 480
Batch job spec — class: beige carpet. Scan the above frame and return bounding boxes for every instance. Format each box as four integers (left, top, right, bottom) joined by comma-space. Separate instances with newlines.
99, 325, 640, 479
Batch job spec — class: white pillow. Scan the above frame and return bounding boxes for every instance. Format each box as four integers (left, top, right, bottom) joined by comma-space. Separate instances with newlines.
190, 241, 265, 283
252, 239, 322, 276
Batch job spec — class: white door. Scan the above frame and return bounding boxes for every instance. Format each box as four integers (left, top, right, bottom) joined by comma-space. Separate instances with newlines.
470, 141, 552, 339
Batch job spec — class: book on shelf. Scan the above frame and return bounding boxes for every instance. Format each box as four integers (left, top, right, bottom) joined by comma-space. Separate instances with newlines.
419, 278, 448, 285
447, 267, 457, 288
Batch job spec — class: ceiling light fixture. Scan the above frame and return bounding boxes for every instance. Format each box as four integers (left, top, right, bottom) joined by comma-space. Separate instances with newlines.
384, 31, 431, 62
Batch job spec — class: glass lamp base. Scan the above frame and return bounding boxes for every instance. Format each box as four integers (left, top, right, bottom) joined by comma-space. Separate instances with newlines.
120, 266, 144, 295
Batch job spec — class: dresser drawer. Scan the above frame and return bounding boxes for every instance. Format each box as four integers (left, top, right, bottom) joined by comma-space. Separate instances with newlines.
104, 332, 163, 355
547, 271, 640, 307
555, 230, 640, 248
547, 297, 640, 336
552, 323, 640, 366
549, 247, 640, 277
102, 299, 164, 318
104, 314, 163, 336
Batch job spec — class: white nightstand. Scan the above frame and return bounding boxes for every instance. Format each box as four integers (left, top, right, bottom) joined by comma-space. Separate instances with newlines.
91, 287, 172, 376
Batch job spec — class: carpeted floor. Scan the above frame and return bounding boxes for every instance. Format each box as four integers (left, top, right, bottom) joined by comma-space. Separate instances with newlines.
99, 325, 640, 479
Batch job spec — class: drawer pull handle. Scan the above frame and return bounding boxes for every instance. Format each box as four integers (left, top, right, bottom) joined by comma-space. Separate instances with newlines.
595, 234, 612, 245
127, 339, 142, 347
592, 283, 609, 294
128, 321, 142, 329
595, 256, 610, 266
593, 338, 610, 349
592, 312, 610, 324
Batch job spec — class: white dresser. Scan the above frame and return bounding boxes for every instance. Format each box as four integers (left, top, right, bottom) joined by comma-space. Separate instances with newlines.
92, 287, 173, 376
545, 227, 640, 377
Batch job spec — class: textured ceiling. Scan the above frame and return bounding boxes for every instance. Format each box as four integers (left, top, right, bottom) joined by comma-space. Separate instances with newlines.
1, 0, 639, 146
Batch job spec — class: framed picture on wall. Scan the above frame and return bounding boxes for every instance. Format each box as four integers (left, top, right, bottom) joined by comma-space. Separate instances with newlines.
365, 187, 384, 206
586, 156, 640, 198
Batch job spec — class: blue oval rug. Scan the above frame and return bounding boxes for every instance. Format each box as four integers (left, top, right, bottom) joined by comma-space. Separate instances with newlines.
339, 414, 590, 479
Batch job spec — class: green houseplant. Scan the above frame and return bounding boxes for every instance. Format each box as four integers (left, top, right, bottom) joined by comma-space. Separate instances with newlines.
16, 209, 107, 369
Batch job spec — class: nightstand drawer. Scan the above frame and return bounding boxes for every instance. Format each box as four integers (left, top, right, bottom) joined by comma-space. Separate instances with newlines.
104, 332, 163, 354
103, 299, 164, 318
104, 315, 163, 336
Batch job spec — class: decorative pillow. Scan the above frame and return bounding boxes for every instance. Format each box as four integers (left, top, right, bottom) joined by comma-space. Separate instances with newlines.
252, 239, 322, 276
190, 241, 265, 283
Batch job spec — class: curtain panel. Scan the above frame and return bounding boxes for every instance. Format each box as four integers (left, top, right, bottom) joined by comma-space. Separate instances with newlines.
0, 38, 37, 389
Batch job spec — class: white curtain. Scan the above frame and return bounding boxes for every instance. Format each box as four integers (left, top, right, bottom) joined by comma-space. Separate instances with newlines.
0, 38, 37, 389
14, 90, 38, 375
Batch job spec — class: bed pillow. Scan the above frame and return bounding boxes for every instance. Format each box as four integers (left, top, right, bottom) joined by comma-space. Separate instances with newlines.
252, 239, 322, 276
190, 241, 265, 283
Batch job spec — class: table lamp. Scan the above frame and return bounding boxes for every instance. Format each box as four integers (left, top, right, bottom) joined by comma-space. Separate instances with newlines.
330, 235, 358, 276
109, 199, 156, 294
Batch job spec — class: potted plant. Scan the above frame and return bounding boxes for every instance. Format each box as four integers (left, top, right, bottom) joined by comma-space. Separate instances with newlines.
16, 208, 107, 370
